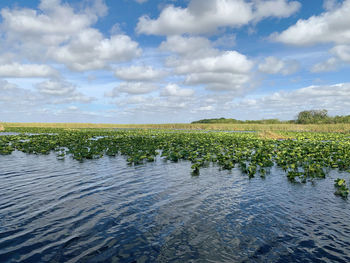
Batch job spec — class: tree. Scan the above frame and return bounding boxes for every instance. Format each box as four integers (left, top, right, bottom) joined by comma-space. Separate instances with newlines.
296, 109, 329, 124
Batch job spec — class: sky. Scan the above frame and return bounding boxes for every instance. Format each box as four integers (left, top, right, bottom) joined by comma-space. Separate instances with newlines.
0, 0, 350, 123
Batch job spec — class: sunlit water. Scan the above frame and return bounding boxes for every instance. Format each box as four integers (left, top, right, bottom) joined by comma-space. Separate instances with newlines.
1, 151, 350, 263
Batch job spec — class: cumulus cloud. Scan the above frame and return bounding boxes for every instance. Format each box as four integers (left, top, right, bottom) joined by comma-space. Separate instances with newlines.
311, 57, 339, 72
272, 0, 350, 46
184, 72, 251, 91
1, 0, 93, 46
0, 63, 58, 78
114, 66, 167, 81
36, 79, 93, 103
160, 35, 254, 92
0, 78, 93, 118
0, 0, 141, 70
136, 0, 300, 35
0, 81, 38, 106
36, 79, 75, 96
113, 93, 196, 118
0, 79, 17, 90
67, 105, 78, 111
213, 34, 236, 48
106, 82, 158, 96
160, 35, 216, 58
235, 83, 350, 118
253, 0, 301, 20
49, 29, 141, 71
172, 51, 253, 75
323, 0, 342, 11
197, 105, 214, 111
0, 53, 16, 64
161, 84, 195, 97
258, 56, 300, 75
331, 45, 350, 62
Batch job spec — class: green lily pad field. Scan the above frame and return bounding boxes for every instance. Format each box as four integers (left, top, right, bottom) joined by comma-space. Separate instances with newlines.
1, 127, 349, 198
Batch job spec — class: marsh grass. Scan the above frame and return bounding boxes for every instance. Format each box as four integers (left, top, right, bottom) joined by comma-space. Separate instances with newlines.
2, 122, 350, 133
258, 131, 291, 140
0, 124, 4, 131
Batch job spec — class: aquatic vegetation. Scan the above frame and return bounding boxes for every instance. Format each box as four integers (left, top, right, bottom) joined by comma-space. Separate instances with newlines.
0, 127, 349, 198
334, 179, 349, 198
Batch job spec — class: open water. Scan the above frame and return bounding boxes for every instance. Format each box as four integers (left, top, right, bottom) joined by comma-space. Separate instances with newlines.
0, 151, 350, 262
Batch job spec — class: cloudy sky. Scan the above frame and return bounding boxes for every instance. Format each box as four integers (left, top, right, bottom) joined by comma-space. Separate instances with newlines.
0, 0, 349, 123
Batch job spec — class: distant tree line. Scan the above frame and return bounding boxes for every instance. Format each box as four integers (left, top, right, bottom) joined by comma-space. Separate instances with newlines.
295, 110, 350, 124
191, 117, 286, 124
192, 110, 350, 124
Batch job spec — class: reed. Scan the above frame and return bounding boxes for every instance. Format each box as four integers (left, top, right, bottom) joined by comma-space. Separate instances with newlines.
2, 122, 350, 133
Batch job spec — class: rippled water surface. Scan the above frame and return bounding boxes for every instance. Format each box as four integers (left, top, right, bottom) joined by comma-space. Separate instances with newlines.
1, 151, 350, 262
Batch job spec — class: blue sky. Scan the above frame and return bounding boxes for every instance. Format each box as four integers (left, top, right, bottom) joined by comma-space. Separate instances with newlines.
0, 0, 350, 123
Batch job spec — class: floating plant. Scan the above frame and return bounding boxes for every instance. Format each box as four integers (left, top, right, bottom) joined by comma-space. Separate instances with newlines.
1, 127, 350, 198
334, 178, 349, 198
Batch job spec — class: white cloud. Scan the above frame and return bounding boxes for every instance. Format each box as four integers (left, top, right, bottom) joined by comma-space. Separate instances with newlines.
124, 95, 147, 104
235, 83, 350, 118
83, 0, 108, 18
311, 57, 339, 72
134, 0, 148, 3
0, 53, 16, 64
36, 79, 75, 96
273, 0, 350, 46
114, 66, 167, 81
258, 56, 300, 75
107, 82, 158, 96
36, 79, 93, 103
172, 51, 253, 75
254, 0, 301, 20
67, 105, 78, 111
0, 0, 141, 71
198, 105, 214, 111
213, 34, 236, 48
161, 84, 195, 97
0, 78, 93, 118
2, 1, 89, 42
160, 35, 216, 58
331, 45, 350, 62
114, 94, 195, 117
49, 29, 141, 71
0, 63, 58, 78
161, 35, 254, 92
137, 0, 300, 35
323, 0, 341, 11
184, 72, 251, 91
0, 79, 17, 90
0, 81, 38, 106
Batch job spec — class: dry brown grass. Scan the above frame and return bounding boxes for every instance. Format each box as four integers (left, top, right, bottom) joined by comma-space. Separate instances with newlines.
258, 131, 291, 140
2, 122, 350, 133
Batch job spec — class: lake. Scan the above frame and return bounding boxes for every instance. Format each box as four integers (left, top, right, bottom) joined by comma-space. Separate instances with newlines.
1, 151, 350, 262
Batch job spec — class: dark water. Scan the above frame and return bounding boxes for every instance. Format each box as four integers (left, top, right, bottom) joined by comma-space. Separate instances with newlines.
1, 152, 350, 263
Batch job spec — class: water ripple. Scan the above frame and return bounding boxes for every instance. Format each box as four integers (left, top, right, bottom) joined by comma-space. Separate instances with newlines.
0, 151, 350, 262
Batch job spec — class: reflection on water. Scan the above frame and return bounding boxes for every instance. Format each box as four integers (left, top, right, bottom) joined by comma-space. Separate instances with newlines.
0, 151, 349, 262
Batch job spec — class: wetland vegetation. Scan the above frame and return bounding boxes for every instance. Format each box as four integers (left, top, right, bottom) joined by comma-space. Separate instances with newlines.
2, 121, 350, 133
1, 126, 349, 198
